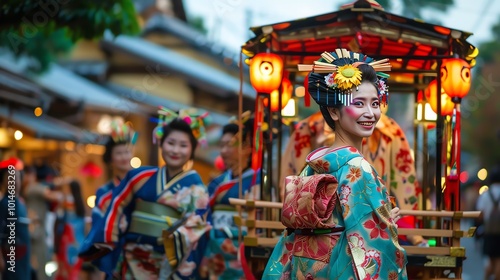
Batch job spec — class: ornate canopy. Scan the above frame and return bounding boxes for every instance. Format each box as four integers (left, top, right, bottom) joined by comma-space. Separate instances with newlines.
242, 0, 478, 92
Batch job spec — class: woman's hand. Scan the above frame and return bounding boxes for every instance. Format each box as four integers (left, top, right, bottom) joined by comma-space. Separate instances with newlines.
390, 207, 401, 226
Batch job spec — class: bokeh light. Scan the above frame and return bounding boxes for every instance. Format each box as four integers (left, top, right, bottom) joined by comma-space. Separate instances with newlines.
459, 171, 469, 183
87, 195, 96, 208
14, 130, 23, 140
479, 185, 489, 195
34, 107, 43, 117
130, 157, 142, 168
477, 168, 488, 181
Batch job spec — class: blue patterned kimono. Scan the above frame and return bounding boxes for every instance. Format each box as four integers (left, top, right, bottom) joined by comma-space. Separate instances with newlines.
79, 166, 210, 279
200, 168, 260, 279
94, 178, 121, 219
86, 178, 122, 276
263, 146, 407, 280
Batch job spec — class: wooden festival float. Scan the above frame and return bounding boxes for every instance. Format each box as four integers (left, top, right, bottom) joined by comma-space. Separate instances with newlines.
230, 1, 481, 279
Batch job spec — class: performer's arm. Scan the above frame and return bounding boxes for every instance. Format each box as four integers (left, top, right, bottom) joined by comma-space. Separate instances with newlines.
103, 168, 155, 244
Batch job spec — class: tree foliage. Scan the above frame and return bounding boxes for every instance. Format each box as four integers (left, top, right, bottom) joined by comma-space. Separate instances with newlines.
461, 17, 500, 168
0, 1, 140, 72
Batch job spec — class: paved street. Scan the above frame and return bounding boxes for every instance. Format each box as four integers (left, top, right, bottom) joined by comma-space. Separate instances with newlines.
462, 219, 485, 279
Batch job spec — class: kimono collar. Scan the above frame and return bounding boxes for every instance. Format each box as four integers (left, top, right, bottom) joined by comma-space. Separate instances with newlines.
306, 146, 363, 174
112, 176, 121, 187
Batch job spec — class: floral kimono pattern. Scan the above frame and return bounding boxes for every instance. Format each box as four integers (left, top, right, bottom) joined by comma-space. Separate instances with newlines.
80, 166, 210, 280
200, 168, 260, 279
281, 112, 420, 218
264, 146, 407, 280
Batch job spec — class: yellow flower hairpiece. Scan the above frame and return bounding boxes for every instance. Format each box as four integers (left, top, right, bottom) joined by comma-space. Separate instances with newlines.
335, 65, 363, 90
297, 48, 392, 106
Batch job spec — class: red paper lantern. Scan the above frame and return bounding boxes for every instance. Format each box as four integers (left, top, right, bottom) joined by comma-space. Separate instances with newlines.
80, 161, 103, 178
264, 78, 293, 112
249, 53, 284, 93
425, 80, 454, 116
440, 58, 471, 99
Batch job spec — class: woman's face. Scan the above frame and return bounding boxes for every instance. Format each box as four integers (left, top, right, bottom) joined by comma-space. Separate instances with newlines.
332, 82, 381, 139
219, 132, 238, 171
111, 144, 133, 173
161, 130, 193, 171
219, 132, 251, 171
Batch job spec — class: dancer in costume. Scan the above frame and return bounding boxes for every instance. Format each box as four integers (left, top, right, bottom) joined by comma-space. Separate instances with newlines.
84, 121, 138, 278
200, 112, 260, 279
281, 110, 426, 245
95, 121, 138, 225
79, 108, 211, 279
263, 48, 407, 279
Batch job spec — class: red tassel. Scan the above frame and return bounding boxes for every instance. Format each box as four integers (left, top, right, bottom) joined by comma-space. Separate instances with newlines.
239, 243, 256, 280
252, 95, 264, 171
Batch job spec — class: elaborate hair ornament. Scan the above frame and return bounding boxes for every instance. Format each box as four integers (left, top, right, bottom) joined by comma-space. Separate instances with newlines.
298, 48, 391, 106
153, 107, 210, 146
110, 120, 138, 145
228, 110, 252, 126
226, 110, 253, 147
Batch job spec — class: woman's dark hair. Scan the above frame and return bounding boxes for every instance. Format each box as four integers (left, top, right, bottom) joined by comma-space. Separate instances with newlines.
160, 118, 198, 159
222, 118, 255, 148
319, 64, 379, 131
35, 163, 57, 182
102, 137, 128, 164
69, 180, 86, 217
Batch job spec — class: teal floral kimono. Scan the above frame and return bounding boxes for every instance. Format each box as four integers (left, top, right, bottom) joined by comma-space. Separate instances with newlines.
263, 146, 407, 280
200, 168, 260, 279
79, 166, 210, 280
280, 113, 421, 243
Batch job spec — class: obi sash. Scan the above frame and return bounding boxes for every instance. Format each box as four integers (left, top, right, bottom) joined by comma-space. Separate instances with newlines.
282, 174, 340, 230
129, 200, 183, 238
211, 204, 238, 229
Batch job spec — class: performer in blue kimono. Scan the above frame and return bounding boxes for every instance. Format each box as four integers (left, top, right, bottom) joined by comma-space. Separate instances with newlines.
79, 108, 211, 279
263, 49, 407, 279
94, 121, 138, 224
86, 121, 138, 278
200, 112, 261, 279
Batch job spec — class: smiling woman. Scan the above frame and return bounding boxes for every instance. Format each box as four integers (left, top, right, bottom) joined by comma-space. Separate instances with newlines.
263, 48, 408, 280
79, 107, 212, 279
